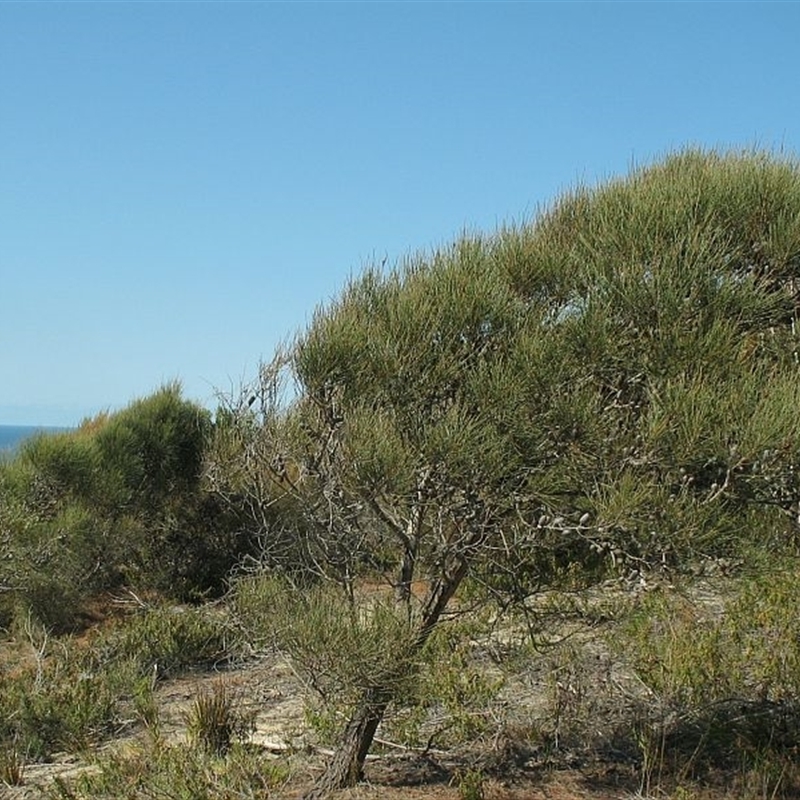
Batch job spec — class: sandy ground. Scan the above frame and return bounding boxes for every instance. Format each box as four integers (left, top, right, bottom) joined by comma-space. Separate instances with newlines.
2, 648, 642, 800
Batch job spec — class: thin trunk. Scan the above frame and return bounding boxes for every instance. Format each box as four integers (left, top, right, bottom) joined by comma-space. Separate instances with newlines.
395, 545, 416, 604
302, 686, 391, 800
395, 476, 428, 604
303, 557, 470, 799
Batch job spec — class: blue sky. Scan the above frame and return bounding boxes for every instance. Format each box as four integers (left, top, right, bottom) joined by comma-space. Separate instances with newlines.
2, 1, 798, 426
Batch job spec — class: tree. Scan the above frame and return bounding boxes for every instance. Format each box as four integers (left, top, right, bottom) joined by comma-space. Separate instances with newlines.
223, 149, 800, 797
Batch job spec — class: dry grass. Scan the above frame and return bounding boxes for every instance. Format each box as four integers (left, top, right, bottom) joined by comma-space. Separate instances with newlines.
3, 566, 800, 800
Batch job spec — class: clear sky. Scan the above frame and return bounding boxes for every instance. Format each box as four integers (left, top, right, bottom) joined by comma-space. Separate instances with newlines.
2, 1, 798, 426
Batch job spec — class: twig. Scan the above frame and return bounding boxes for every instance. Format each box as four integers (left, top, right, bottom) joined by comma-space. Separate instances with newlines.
372, 736, 448, 756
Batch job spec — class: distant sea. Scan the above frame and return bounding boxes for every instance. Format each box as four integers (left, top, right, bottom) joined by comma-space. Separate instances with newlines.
0, 425, 72, 458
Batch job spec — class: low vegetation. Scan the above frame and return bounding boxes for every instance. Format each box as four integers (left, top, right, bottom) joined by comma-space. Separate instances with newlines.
2, 147, 800, 798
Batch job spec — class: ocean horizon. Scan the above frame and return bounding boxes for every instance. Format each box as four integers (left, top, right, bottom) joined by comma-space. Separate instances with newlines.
0, 424, 72, 456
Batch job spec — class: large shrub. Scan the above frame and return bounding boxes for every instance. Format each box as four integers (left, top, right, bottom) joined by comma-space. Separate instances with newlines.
0, 384, 244, 629
222, 148, 800, 797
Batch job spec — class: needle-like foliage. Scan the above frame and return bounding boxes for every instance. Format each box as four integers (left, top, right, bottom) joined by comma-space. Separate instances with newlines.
222, 148, 800, 797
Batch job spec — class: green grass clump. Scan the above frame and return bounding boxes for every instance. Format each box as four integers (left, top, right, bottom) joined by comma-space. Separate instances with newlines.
187, 681, 255, 755
48, 741, 290, 800
0, 745, 26, 786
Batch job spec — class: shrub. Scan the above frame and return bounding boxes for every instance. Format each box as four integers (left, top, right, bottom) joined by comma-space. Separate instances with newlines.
232, 573, 417, 704
92, 604, 233, 680
232, 572, 502, 749
19, 432, 102, 505
93, 382, 210, 511
0, 602, 233, 761
618, 563, 800, 781
0, 384, 246, 629
386, 616, 504, 749
0, 625, 145, 759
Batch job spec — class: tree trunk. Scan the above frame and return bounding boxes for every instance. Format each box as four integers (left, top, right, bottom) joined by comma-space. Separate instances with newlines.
395, 474, 428, 604
303, 557, 471, 799
302, 686, 391, 800
395, 545, 416, 604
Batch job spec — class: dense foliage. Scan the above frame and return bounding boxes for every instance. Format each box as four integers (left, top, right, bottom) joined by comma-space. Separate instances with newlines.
215, 148, 800, 796
230, 151, 800, 594
0, 383, 252, 630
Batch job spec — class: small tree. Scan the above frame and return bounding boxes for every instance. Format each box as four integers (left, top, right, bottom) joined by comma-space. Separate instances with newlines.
223, 148, 800, 797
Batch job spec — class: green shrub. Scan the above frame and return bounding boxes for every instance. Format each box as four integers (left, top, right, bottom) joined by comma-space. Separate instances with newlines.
233, 572, 502, 749
455, 768, 485, 800
48, 741, 290, 800
93, 604, 232, 680
19, 432, 102, 504
12, 571, 83, 634
0, 384, 247, 629
618, 564, 800, 779
0, 603, 231, 761
232, 573, 416, 701
386, 617, 504, 748
93, 382, 210, 512
623, 568, 800, 708
0, 624, 146, 759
